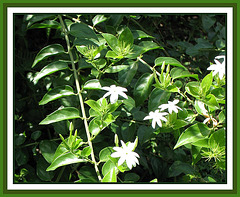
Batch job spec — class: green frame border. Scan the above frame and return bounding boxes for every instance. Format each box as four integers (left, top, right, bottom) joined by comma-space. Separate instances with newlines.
1, 1, 238, 197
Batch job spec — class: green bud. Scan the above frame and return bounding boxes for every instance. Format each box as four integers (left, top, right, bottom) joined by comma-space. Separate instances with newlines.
166, 64, 170, 75
114, 134, 119, 147
69, 122, 74, 133
161, 61, 166, 73
133, 137, 138, 150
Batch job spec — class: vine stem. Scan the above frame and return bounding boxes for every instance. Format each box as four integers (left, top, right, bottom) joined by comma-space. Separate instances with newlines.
58, 15, 102, 181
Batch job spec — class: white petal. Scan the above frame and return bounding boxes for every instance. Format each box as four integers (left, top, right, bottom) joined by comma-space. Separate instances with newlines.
173, 99, 179, 104
151, 120, 156, 129
110, 92, 118, 103
118, 91, 128, 99
101, 86, 111, 91
118, 155, 126, 166
156, 119, 162, 127
102, 92, 111, 99
111, 152, 122, 158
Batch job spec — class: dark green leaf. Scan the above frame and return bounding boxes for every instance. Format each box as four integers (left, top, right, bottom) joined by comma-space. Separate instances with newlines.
148, 88, 171, 111
39, 85, 75, 105
33, 61, 69, 83
28, 20, 61, 29
105, 65, 129, 73
170, 67, 199, 81
39, 140, 58, 163
31, 130, 42, 141
46, 152, 87, 171
155, 57, 186, 70
133, 73, 154, 106
202, 15, 216, 31
174, 123, 212, 149
137, 125, 154, 145
32, 44, 65, 68
15, 133, 26, 146
138, 41, 162, 53
102, 33, 118, 53
132, 30, 154, 39
118, 27, 134, 47
39, 107, 80, 125
37, 157, 55, 181
172, 119, 188, 130
124, 173, 140, 182
118, 60, 138, 86
168, 161, 195, 177
192, 145, 202, 165
99, 147, 114, 162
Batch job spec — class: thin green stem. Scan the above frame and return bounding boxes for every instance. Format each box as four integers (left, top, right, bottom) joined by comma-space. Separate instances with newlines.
137, 57, 161, 77
58, 15, 102, 181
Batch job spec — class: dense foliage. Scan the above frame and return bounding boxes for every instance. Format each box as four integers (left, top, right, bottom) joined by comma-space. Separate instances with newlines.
14, 14, 226, 183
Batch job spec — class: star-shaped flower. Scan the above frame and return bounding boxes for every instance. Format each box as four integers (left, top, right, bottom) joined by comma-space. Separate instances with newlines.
101, 85, 128, 104
143, 110, 168, 129
158, 99, 182, 114
111, 140, 140, 170
207, 55, 225, 79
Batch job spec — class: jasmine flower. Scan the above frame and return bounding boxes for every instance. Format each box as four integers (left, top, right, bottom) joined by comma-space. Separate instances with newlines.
101, 85, 128, 104
143, 110, 168, 129
111, 140, 140, 170
158, 99, 182, 114
207, 55, 225, 79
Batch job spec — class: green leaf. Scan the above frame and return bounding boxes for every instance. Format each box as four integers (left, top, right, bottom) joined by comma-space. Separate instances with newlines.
70, 23, 99, 42
32, 44, 65, 68
172, 119, 189, 130
170, 67, 199, 81
92, 15, 108, 26
132, 30, 154, 40
102, 167, 117, 182
185, 81, 201, 98
102, 160, 116, 176
76, 166, 98, 183
168, 161, 195, 177
118, 60, 138, 86
28, 20, 61, 29
31, 130, 42, 141
99, 147, 114, 162
202, 94, 219, 108
33, 61, 69, 83
26, 14, 55, 27
37, 157, 55, 181
105, 65, 129, 73
192, 145, 202, 165
102, 33, 118, 53
46, 152, 87, 171
83, 79, 102, 90
39, 107, 80, 125
118, 27, 134, 47
15, 133, 26, 146
134, 73, 154, 106
202, 15, 216, 31
39, 85, 75, 105
85, 100, 101, 113
138, 41, 162, 53
124, 173, 140, 182
88, 118, 102, 136
39, 140, 58, 163
174, 123, 212, 149
51, 144, 68, 162
137, 125, 154, 145
105, 50, 119, 58
200, 72, 212, 95
155, 57, 186, 70
194, 100, 207, 116
81, 146, 92, 157
209, 128, 225, 147
148, 88, 171, 111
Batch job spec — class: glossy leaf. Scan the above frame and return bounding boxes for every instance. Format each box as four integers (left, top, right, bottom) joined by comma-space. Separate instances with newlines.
172, 119, 189, 130
85, 100, 101, 113
33, 61, 69, 83
28, 20, 61, 29
83, 79, 102, 90
118, 60, 138, 86
39, 107, 80, 125
202, 94, 219, 108
46, 152, 87, 171
132, 30, 154, 39
118, 27, 134, 47
148, 88, 171, 111
39, 85, 75, 105
99, 147, 114, 162
39, 140, 58, 163
105, 65, 129, 73
81, 146, 92, 157
27, 14, 55, 27
137, 125, 154, 145
138, 41, 162, 53
170, 67, 199, 81
134, 73, 154, 106
155, 57, 186, 70
32, 44, 65, 67
200, 72, 212, 95
70, 23, 99, 41
92, 15, 108, 26
185, 81, 201, 98
174, 123, 211, 149
102, 160, 116, 176
37, 157, 55, 181
102, 167, 117, 182
102, 33, 118, 53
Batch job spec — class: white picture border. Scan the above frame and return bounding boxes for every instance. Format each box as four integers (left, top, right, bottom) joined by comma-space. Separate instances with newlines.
7, 7, 233, 191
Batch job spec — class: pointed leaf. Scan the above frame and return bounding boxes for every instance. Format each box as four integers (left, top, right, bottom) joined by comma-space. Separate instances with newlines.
70, 23, 99, 41
148, 88, 171, 111
102, 167, 117, 182
132, 30, 154, 39
46, 152, 87, 171
155, 57, 186, 70
118, 60, 138, 86
201, 72, 213, 95
85, 100, 101, 113
83, 79, 102, 90
39, 85, 75, 105
32, 44, 65, 67
102, 33, 118, 53
134, 73, 154, 106
92, 15, 108, 26
105, 65, 129, 73
33, 61, 69, 83
118, 27, 134, 47
168, 161, 195, 177
138, 41, 163, 53
39, 107, 80, 125
170, 67, 199, 81
28, 20, 61, 29
174, 123, 211, 149
99, 147, 114, 162
39, 140, 58, 163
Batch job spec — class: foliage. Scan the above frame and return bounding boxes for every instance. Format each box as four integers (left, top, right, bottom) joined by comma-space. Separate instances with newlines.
14, 14, 226, 183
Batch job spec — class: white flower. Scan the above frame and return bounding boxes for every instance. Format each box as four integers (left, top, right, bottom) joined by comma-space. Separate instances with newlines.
143, 110, 168, 129
101, 85, 128, 104
111, 140, 140, 170
158, 99, 182, 114
207, 55, 225, 79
